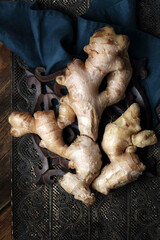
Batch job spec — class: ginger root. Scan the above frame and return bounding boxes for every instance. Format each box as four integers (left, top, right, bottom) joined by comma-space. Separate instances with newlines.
60, 135, 102, 205
92, 103, 157, 195
9, 111, 68, 157
9, 110, 102, 205
8, 27, 157, 206
57, 26, 132, 141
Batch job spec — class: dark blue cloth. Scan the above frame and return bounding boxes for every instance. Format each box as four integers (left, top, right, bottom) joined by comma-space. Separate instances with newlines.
0, 1, 75, 72
0, 0, 160, 126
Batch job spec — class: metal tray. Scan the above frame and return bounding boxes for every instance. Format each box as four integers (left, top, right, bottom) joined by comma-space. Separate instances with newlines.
11, 1, 160, 239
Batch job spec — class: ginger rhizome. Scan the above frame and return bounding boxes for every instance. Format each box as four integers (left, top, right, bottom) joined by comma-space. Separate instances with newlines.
57, 26, 132, 141
92, 103, 157, 195
8, 27, 157, 206
9, 111, 102, 205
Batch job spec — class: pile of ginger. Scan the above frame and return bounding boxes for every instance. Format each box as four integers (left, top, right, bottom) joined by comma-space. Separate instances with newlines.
9, 26, 157, 206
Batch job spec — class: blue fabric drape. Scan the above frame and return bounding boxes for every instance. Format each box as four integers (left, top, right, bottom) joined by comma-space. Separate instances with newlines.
0, 0, 159, 126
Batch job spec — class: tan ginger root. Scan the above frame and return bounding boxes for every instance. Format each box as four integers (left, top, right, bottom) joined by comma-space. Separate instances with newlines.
9, 110, 102, 205
9, 111, 67, 156
92, 103, 157, 195
56, 26, 132, 141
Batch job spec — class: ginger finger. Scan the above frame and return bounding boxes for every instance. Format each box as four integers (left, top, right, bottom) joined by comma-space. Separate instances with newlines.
56, 75, 66, 85
56, 26, 132, 141
9, 110, 68, 157
60, 135, 102, 206
59, 173, 95, 206
92, 103, 157, 195
9, 112, 36, 137
58, 103, 76, 129
132, 130, 157, 148
98, 67, 131, 108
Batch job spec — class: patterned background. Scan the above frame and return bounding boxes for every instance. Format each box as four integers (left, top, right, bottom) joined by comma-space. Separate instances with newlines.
12, 0, 160, 239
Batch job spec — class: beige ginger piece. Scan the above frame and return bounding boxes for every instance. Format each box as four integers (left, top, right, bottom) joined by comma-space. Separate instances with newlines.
56, 26, 132, 141
92, 103, 157, 195
9, 111, 68, 156
9, 110, 102, 205
60, 135, 102, 205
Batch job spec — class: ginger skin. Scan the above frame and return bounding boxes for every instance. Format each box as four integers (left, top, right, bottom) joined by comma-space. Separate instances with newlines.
92, 103, 157, 195
57, 26, 132, 141
9, 110, 102, 205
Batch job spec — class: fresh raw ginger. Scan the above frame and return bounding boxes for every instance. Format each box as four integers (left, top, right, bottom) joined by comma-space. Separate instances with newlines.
92, 103, 157, 195
57, 26, 132, 141
9, 110, 102, 206
8, 26, 157, 206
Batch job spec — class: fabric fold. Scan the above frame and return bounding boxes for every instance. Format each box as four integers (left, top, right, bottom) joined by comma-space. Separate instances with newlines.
0, 1, 74, 73
82, 0, 136, 28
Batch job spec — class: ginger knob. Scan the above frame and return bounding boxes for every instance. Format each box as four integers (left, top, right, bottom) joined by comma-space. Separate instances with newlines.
92, 103, 157, 195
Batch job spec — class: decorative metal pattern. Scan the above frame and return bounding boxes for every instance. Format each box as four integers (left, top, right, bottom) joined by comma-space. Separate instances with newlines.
11, 0, 160, 239
19, 0, 91, 16
137, 0, 160, 38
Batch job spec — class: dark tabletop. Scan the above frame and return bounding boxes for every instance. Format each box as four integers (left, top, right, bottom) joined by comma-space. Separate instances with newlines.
0, 42, 11, 240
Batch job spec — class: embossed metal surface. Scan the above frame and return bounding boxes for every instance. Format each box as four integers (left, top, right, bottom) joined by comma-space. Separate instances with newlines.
12, 1, 160, 239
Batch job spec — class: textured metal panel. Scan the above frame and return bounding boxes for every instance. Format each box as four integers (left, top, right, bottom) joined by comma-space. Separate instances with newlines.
11, 1, 160, 239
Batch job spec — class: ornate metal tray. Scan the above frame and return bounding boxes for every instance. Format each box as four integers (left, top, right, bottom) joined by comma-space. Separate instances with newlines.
11, 1, 160, 239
